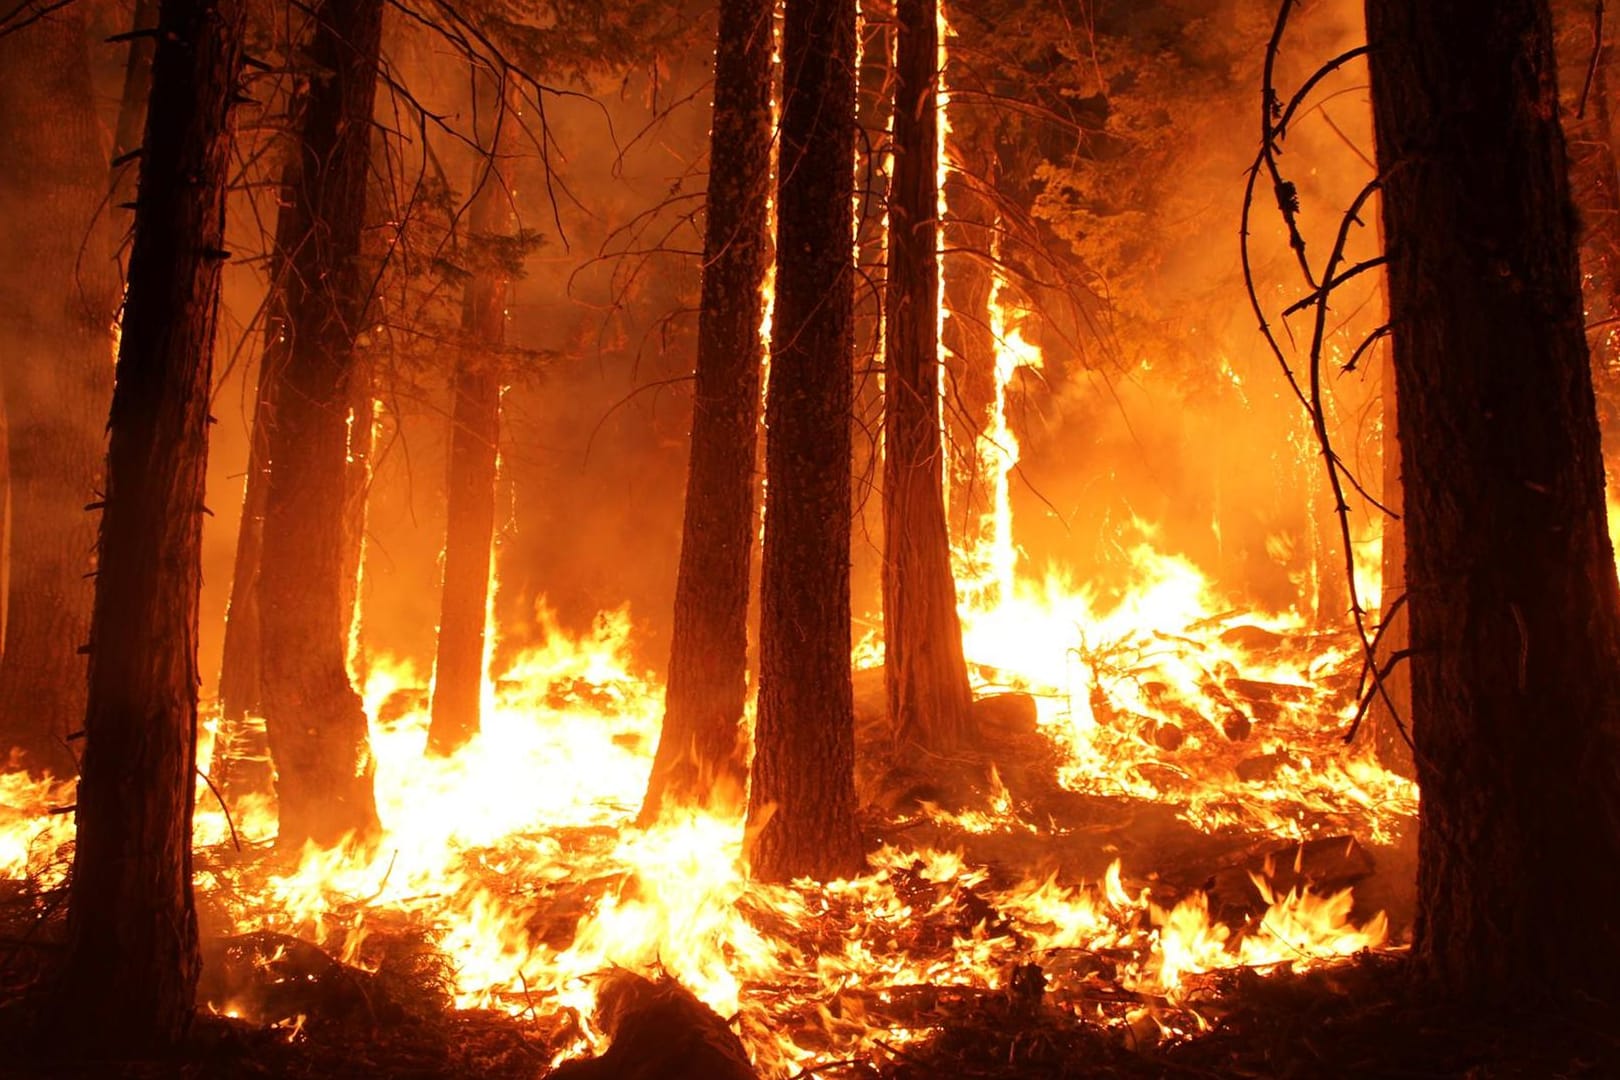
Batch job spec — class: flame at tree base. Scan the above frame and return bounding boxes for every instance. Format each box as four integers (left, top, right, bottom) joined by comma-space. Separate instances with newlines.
3, 553, 1406, 1075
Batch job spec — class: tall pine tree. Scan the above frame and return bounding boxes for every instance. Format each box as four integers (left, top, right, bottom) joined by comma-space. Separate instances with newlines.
746, 0, 865, 882
1367, 0, 1620, 1004
52, 0, 243, 1048
640, 0, 773, 823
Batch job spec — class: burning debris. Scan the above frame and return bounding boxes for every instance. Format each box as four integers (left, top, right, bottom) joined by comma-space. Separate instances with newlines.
3, 0, 1620, 1071
3, 581, 1405, 1076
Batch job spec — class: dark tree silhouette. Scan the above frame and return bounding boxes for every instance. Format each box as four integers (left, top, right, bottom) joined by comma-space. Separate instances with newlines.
882, 0, 975, 754
257, 0, 385, 848
428, 69, 516, 756
639, 0, 773, 823
745, 0, 865, 882
1367, 0, 1620, 1003
51, 0, 243, 1049
0, 6, 120, 777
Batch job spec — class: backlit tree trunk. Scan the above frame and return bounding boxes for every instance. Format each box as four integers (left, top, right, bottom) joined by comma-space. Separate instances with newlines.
745, 0, 865, 882
883, 0, 975, 753
215, 358, 273, 795
0, 8, 120, 777
1367, 0, 1620, 1003
52, 0, 241, 1049
427, 70, 514, 756
258, 0, 385, 848
112, 0, 161, 210
639, 0, 772, 821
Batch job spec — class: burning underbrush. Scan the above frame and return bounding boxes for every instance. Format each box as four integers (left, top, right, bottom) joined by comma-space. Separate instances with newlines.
0, 551, 1414, 1077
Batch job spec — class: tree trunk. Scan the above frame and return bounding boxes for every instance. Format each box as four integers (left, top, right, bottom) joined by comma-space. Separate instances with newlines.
0, 7, 121, 777
1363, 342, 1413, 776
639, 0, 772, 822
1367, 0, 1620, 1005
427, 70, 514, 756
112, 0, 162, 212
882, 0, 975, 754
215, 360, 273, 795
745, 0, 865, 882
52, 0, 241, 1050
257, 0, 385, 849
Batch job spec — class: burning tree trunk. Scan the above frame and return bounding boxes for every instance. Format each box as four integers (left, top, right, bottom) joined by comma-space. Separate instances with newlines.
1366, 0, 1620, 1003
427, 69, 515, 757
639, 0, 772, 821
341, 348, 375, 683
745, 0, 865, 882
257, 0, 385, 848
51, 0, 242, 1050
882, 0, 975, 753
0, 8, 121, 777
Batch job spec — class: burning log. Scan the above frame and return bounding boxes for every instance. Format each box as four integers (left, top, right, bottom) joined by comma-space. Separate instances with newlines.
1203, 836, 1376, 926
549, 970, 758, 1080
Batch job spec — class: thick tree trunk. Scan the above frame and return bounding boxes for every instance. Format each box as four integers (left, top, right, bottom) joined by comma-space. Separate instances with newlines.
883, 0, 975, 753
745, 0, 865, 882
1367, 0, 1620, 1005
257, 0, 385, 849
427, 71, 514, 756
52, 0, 241, 1051
0, 8, 121, 777
639, 0, 772, 822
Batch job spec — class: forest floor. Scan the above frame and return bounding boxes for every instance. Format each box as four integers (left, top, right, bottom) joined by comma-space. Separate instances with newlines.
1, 628, 1612, 1076
2, 948, 1616, 1077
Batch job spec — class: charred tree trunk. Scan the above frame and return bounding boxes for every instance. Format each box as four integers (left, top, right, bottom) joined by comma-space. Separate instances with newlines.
51, 0, 242, 1050
1363, 343, 1413, 776
112, 0, 162, 211
427, 71, 514, 756
217, 45, 311, 791
0, 8, 121, 777
639, 0, 772, 821
745, 0, 865, 882
882, 0, 975, 753
257, 0, 385, 849
215, 359, 273, 795
1367, 0, 1620, 1004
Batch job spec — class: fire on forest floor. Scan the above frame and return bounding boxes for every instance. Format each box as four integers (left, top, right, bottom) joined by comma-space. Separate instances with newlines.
0, 549, 1419, 1077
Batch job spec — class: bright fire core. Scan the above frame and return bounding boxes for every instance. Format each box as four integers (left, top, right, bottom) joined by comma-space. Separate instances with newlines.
1, 465, 1413, 1077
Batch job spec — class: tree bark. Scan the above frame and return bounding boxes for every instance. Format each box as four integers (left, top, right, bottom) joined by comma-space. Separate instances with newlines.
51, 0, 242, 1050
257, 0, 385, 849
1363, 342, 1413, 776
0, 6, 121, 777
882, 0, 975, 754
1367, 0, 1620, 1005
215, 358, 273, 795
745, 0, 865, 882
639, 0, 772, 822
112, 0, 162, 212
427, 70, 514, 756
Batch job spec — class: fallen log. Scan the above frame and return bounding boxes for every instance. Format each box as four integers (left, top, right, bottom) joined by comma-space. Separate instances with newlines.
550, 970, 758, 1080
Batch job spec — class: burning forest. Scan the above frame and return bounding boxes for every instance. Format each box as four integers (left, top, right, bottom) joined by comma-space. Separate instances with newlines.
1, 0, 1619, 1074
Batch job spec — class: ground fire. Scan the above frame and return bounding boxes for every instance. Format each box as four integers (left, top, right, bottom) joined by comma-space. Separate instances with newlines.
1, 0, 1618, 1075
